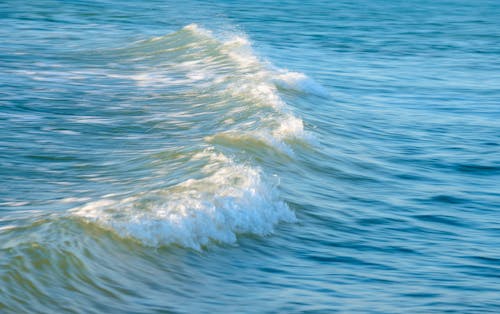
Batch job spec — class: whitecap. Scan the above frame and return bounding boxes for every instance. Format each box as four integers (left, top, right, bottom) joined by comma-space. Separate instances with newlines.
71, 150, 295, 250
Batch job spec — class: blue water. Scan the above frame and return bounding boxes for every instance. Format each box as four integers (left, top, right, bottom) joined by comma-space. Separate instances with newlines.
1, 0, 500, 312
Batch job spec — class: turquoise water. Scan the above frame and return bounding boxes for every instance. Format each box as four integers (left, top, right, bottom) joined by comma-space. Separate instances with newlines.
1, 0, 500, 312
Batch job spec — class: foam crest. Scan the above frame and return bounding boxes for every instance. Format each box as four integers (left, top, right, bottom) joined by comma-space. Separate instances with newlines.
114, 24, 320, 153
182, 23, 211, 37
273, 70, 329, 97
273, 114, 306, 140
72, 150, 295, 250
207, 113, 310, 156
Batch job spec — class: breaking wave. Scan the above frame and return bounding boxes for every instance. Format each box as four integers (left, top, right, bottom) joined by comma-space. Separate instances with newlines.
68, 24, 321, 248
72, 149, 295, 250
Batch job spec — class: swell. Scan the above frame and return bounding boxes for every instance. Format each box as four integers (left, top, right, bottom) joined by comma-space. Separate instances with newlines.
105, 24, 322, 155
64, 24, 323, 249
0, 25, 325, 305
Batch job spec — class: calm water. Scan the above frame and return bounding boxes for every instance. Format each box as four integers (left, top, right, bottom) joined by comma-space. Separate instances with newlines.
1, 0, 500, 313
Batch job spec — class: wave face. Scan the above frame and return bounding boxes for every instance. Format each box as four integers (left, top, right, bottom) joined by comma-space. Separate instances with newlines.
72, 149, 295, 249
109, 24, 317, 154
63, 24, 318, 248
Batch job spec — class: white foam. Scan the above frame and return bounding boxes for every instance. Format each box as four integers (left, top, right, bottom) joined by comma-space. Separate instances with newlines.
111, 24, 319, 154
65, 25, 322, 249
72, 150, 295, 250
272, 114, 306, 140
58, 197, 92, 204
182, 23, 212, 37
195, 27, 318, 152
206, 114, 308, 157
273, 70, 329, 97
224, 78, 285, 109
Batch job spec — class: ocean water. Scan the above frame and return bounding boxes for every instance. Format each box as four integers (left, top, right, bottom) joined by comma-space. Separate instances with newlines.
1, 0, 500, 312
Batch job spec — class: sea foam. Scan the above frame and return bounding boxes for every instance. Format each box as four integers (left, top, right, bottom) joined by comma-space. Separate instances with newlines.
72, 150, 296, 250
180, 24, 318, 153
110, 24, 322, 156
70, 25, 318, 248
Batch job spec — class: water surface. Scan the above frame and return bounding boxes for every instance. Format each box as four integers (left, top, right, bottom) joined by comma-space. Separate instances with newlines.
1, 0, 500, 312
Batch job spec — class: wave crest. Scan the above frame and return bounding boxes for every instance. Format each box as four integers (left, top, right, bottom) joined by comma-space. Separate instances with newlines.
117, 24, 322, 153
71, 150, 295, 250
